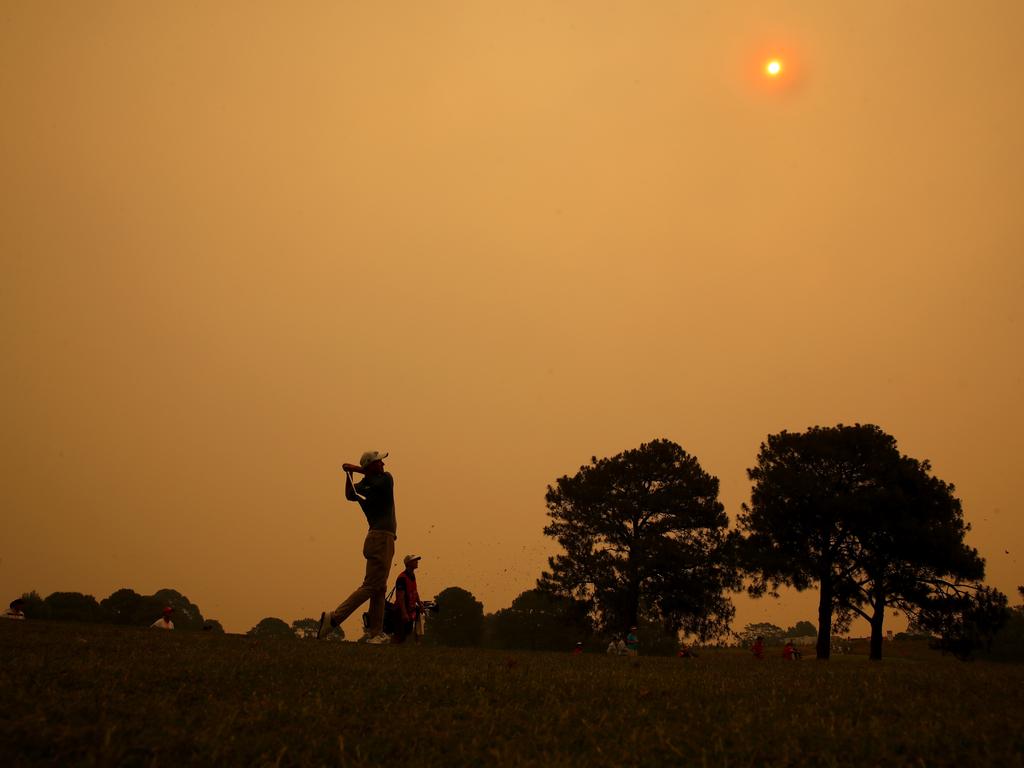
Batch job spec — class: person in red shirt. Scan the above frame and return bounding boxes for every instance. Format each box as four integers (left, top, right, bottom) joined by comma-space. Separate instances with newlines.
782, 640, 801, 660
391, 554, 423, 644
151, 606, 174, 630
571, 642, 584, 656
751, 636, 765, 659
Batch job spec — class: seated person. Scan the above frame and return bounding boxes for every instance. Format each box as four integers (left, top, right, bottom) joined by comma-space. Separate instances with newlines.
3, 598, 26, 620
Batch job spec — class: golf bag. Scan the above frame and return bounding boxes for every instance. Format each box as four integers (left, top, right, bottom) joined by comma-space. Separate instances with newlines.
361, 585, 398, 635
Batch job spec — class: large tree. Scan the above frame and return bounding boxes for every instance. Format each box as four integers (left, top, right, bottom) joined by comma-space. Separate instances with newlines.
835, 454, 985, 660
424, 587, 484, 647
740, 423, 987, 660
40, 592, 105, 623
539, 439, 737, 640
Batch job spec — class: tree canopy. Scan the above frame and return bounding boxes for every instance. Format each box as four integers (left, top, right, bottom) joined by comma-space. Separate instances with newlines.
151, 589, 206, 631
16, 586, 211, 629
292, 617, 344, 641
540, 439, 737, 640
911, 582, 1009, 660
98, 587, 207, 629
484, 589, 592, 651
737, 622, 785, 646
785, 620, 817, 638
739, 423, 993, 660
247, 617, 294, 638
984, 588, 1024, 661
425, 587, 484, 647
39, 592, 105, 623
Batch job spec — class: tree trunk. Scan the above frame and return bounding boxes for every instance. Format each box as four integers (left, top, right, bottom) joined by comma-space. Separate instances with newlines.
626, 551, 640, 632
816, 578, 833, 660
627, 605, 639, 632
868, 592, 886, 661
625, 578, 640, 632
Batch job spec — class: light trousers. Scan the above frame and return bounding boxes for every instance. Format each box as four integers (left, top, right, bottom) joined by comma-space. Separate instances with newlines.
331, 529, 395, 634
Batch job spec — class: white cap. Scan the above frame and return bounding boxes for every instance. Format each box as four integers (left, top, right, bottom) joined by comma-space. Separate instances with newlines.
359, 450, 388, 468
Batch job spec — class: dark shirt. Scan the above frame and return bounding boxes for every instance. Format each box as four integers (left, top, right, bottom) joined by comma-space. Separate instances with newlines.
355, 471, 396, 534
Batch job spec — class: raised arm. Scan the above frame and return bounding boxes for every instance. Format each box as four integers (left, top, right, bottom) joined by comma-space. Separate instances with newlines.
343, 469, 361, 501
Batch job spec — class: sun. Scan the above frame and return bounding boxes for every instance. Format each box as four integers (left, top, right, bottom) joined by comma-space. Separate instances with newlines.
765, 59, 783, 77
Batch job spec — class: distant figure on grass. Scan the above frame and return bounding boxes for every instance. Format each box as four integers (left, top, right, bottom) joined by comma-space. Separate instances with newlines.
751, 636, 765, 659
151, 607, 174, 630
782, 640, 802, 661
391, 554, 424, 644
3, 599, 26, 620
677, 644, 697, 659
626, 626, 639, 657
607, 637, 628, 655
413, 596, 429, 643
318, 450, 396, 644
572, 642, 584, 656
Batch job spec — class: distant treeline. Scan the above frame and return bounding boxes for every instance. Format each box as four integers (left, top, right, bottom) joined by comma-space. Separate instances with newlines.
251, 587, 660, 652
15, 582, 1024, 659
16, 588, 222, 632
413, 585, 1024, 659
12, 583, 691, 653
219, 587, 655, 651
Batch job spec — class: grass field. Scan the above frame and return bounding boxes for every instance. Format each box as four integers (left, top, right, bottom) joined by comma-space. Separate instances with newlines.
2, 621, 1022, 767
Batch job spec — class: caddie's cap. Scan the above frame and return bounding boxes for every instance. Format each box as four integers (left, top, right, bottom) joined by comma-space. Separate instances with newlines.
403, 554, 421, 567
359, 450, 389, 468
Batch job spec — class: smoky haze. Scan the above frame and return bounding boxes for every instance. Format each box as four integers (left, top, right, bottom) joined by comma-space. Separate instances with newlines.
2, 2, 1022, 636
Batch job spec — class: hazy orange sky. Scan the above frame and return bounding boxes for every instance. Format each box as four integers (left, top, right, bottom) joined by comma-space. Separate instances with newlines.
2, 2, 1022, 637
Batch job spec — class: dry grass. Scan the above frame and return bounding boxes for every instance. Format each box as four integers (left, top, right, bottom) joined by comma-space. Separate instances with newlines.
1, 621, 1022, 766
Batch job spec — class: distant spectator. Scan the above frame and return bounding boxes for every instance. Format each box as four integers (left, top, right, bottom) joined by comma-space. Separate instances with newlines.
626, 626, 639, 657
677, 644, 697, 659
572, 641, 584, 656
413, 604, 427, 643
151, 607, 174, 630
782, 640, 801, 661
752, 636, 765, 659
3, 599, 26, 620
607, 638, 627, 655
